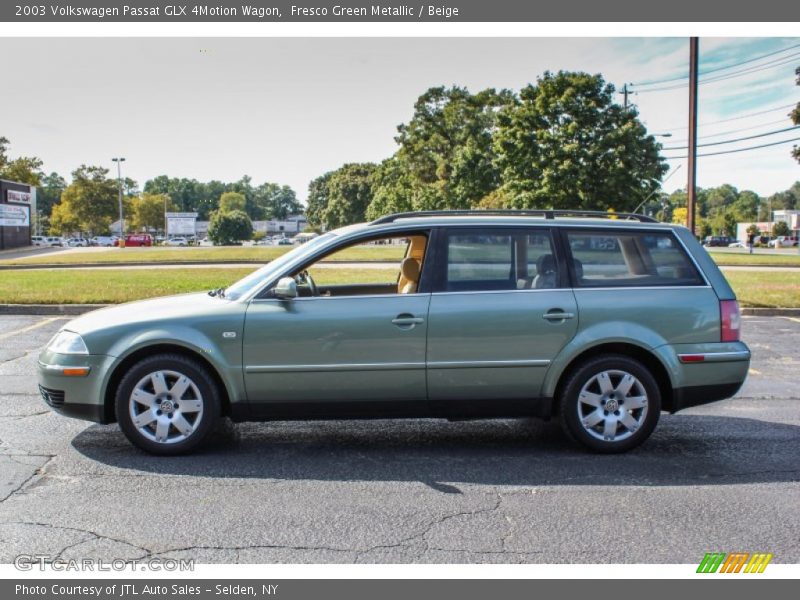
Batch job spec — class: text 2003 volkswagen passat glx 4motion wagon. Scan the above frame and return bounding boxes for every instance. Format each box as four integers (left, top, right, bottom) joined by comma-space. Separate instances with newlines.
38, 210, 750, 455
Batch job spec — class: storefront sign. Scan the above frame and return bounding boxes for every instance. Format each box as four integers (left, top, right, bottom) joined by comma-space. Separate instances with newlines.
6, 189, 32, 204
0, 203, 30, 227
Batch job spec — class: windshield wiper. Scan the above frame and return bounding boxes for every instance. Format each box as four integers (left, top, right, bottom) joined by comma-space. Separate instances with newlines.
208, 287, 226, 298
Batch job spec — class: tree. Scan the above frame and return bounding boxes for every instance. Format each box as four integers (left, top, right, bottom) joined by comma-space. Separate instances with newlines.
324, 163, 377, 228
305, 172, 333, 229
54, 165, 120, 235
207, 209, 253, 245
772, 220, 791, 237
254, 182, 302, 220
792, 66, 799, 163
218, 191, 247, 213
393, 86, 513, 209
365, 157, 414, 220
36, 172, 67, 218
132, 193, 177, 232
494, 71, 668, 211
0, 136, 43, 186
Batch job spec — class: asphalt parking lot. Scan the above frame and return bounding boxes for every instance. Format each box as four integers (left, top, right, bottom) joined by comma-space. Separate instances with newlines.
0, 314, 798, 564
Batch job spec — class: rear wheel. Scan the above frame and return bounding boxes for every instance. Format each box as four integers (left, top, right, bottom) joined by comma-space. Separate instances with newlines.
115, 354, 221, 455
559, 355, 660, 453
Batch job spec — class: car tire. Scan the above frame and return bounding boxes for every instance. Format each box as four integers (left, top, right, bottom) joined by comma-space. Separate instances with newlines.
115, 353, 221, 455
559, 354, 660, 453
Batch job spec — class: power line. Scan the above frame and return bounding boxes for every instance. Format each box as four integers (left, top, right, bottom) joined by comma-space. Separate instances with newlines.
661, 136, 800, 159
661, 102, 797, 131
633, 53, 800, 93
666, 117, 792, 144
632, 42, 800, 87
662, 125, 800, 150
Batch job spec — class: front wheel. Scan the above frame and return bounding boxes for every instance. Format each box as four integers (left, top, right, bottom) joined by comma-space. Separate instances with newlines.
559, 355, 660, 453
115, 354, 221, 455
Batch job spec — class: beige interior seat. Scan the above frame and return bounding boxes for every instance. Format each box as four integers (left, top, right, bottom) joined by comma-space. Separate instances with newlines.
399, 257, 420, 294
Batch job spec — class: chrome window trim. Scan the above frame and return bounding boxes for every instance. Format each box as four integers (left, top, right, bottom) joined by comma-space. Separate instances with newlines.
571, 285, 713, 292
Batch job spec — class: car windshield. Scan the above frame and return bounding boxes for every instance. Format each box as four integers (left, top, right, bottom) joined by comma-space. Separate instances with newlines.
223, 232, 337, 300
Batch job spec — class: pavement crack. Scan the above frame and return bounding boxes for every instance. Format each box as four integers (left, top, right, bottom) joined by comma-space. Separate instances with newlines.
3, 521, 152, 560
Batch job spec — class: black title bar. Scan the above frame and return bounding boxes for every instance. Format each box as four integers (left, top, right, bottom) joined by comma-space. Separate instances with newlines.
2, 0, 797, 22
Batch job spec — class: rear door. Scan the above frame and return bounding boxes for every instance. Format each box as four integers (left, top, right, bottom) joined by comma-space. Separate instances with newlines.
425, 227, 578, 410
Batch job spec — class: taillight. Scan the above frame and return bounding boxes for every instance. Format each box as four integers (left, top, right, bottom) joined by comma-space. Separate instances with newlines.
720, 300, 741, 342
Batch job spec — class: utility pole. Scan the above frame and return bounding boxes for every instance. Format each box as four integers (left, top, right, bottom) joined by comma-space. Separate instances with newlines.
687, 37, 699, 236
112, 157, 126, 247
620, 83, 631, 109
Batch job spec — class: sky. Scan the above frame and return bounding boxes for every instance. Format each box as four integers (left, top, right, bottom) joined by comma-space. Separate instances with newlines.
1, 37, 798, 203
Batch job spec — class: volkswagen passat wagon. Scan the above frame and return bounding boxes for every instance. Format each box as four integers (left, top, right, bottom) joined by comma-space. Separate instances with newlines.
38, 210, 750, 455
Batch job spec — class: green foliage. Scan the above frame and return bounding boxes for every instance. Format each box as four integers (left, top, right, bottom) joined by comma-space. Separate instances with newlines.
132, 193, 177, 232
772, 220, 791, 237
746, 223, 760, 236
494, 71, 667, 211
144, 175, 300, 221
305, 172, 333, 229
219, 191, 247, 213
0, 136, 43, 186
51, 165, 120, 235
36, 172, 67, 217
207, 209, 253, 245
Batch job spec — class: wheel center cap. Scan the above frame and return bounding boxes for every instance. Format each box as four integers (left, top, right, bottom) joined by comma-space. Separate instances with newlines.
160, 399, 175, 413
605, 398, 619, 412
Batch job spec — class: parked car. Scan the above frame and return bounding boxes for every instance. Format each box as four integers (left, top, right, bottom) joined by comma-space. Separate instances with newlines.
727, 240, 746, 248
164, 237, 188, 247
276, 237, 293, 246
702, 236, 734, 247
768, 236, 798, 248
42, 236, 63, 247
31, 236, 45, 246
66, 237, 89, 247
115, 234, 153, 247
38, 210, 749, 455
90, 236, 115, 247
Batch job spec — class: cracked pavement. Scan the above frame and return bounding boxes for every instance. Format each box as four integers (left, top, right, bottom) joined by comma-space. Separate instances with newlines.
0, 314, 798, 564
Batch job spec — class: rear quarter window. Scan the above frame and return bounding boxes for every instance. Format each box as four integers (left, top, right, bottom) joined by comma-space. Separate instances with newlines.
566, 229, 704, 288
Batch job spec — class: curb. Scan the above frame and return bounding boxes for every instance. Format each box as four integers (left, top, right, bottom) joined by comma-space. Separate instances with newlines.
1, 304, 799, 317
0, 304, 109, 315
741, 307, 800, 317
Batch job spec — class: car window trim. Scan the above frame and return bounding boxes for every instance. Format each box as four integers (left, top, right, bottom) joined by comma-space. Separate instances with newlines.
431, 225, 564, 294
561, 227, 709, 289
252, 227, 434, 300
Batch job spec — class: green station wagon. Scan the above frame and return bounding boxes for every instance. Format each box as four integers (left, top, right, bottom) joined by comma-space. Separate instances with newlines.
38, 210, 750, 455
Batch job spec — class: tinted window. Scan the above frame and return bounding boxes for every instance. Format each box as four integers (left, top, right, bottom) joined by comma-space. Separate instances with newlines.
566, 230, 703, 287
443, 229, 558, 292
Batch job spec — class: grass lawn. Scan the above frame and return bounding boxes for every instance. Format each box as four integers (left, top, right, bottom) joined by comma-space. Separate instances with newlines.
705, 250, 800, 266
0, 266, 797, 307
0, 245, 406, 265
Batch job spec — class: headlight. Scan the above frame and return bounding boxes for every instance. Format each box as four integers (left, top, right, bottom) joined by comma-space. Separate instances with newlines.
48, 330, 89, 355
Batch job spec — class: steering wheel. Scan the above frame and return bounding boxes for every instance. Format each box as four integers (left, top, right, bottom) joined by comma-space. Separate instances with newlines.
298, 270, 319, 297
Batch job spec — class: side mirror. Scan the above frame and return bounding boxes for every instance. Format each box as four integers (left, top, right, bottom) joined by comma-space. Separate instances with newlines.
273, 277, 297, 299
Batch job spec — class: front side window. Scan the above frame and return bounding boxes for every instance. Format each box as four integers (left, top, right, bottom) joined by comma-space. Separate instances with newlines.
441, 229, 558, 292
566, 230, 703, 287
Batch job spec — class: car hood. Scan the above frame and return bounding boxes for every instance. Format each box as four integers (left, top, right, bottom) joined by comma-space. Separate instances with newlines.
64, 292, 234, 336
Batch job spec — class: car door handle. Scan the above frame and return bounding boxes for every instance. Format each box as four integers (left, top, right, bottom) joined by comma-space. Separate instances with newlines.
392, 315, 425, 327
542, 311, 575, 321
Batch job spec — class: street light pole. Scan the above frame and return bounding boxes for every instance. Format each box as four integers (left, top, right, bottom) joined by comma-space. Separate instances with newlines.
686, 37, 699, 236
112, 157, 126, 247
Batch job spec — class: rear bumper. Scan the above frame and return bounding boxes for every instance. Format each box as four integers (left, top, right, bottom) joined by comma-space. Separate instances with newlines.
659, 342, 750, 413
668, 381, 745, 413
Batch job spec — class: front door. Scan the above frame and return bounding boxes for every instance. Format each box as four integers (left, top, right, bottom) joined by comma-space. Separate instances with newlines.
242, 232, 432, 416
426, 227, 578, 410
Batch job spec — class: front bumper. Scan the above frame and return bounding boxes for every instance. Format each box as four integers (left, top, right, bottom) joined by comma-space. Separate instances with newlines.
37, 351, 116, 424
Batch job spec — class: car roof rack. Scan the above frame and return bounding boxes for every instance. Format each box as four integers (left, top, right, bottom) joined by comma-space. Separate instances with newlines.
370, 209, 659, 225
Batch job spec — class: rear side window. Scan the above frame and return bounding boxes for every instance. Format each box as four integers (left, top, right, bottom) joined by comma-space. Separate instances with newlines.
566, 230, 704, 287
441, 229, 558, 292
